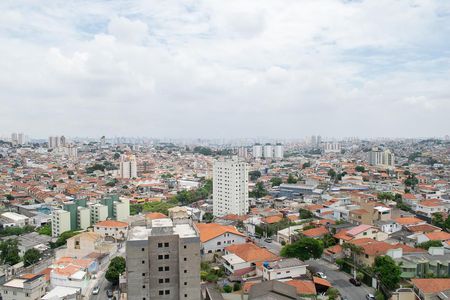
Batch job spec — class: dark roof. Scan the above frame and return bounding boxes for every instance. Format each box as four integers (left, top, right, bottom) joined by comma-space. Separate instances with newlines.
249, 280, 299, 300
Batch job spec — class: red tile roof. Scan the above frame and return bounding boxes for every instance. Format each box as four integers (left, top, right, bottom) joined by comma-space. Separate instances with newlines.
196, 223, 245, 242
412, 278, 450, 293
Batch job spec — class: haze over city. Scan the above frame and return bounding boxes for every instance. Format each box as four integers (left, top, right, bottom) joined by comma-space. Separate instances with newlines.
1, 0, 450, 138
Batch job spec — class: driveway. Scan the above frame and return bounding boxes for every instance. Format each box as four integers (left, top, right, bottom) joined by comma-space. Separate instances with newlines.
306, 259, 375, 300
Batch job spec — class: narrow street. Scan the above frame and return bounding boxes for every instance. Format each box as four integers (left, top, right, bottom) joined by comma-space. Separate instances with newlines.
306, 259, 375, 300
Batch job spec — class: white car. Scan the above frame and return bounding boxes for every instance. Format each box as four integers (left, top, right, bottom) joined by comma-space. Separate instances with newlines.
315, 272, 327, 279
92, 286, 99, 295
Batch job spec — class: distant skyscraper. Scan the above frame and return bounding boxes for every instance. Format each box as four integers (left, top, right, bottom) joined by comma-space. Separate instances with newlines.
369, 147, 395, 167
213, 157, 249, 216
60, 135, 66, 147
263, 144, 273, 158
11, 133, 18, 146
48, 136, 62, 149
64, 144, 78, 159
323, 142, 341, 153
237, 147, 248, 158
274, 143, 284, 159
126, 218, 200, 300
119, 154, 138, 178
252, 144, 262, 158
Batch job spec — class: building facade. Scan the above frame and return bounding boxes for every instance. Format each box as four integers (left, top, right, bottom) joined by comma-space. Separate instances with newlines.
213, 157, 249, 216
126, 218, 201, 300
369, 147, 395, 167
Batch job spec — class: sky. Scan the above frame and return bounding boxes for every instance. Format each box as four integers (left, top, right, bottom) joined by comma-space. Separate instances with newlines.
0, 0, 450, 139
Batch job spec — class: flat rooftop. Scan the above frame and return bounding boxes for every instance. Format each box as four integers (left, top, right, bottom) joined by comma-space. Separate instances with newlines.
3, 278, 26, 288
128, 219, 198, 241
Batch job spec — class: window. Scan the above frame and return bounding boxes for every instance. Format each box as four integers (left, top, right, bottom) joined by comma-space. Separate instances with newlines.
141, 248, 145, 251
184, 245, 187, 249
164, 242, 169, 247
165, 266, 169, 271
184, 257, 187, 261
363, 232, 367, 236
184, 282, 187, 285
165, 290, 170, 295
143, 298, 146, 300
158, 267, 163, 271
158, 243, 163, 248
158, 255, 163, 260
217, 241, 221, 245
159, 279, 164, 283
184, 270, 187, 273
164, 254, 169, 259
142, 273, 146, 276
143, 285, 146, 288
142, 260, 145, 264
159, 290, 164, 295
165, 278, 170, 283
185, 294, 188, 298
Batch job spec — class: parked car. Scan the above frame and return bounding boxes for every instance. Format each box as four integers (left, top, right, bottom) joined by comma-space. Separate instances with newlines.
349, 277, 362, 286
92, 286, 99, 295
315, 272, 327, 279
366, 294, 375, 300
106, 289, 114, 298
264, 237, 273, 243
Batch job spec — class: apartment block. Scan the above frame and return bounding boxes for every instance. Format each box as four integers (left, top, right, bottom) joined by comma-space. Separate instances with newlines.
0, 274, 46, 300
126, 218, 201, 300
213, 157, 249, 217
52, 209, 71, 238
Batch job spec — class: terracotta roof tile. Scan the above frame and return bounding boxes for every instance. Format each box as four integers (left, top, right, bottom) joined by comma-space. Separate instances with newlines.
196, 223, 245, 243
412, 278, 450, 293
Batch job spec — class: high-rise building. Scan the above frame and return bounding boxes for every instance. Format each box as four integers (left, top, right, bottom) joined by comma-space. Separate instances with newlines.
119, 154, 138, 179
274, 143, 284, 159
11, 133, 18, 146
252, 144, 262, 158
126, 218, 200, 300
11, 133, 26, 146
64, 144, 78, 159
237, 147, 248, 158
263, 144, 273, 158
369, 147, 395, 167
51, 209, 71, 238
323, 142, 341, 153
213, 157, 249, 216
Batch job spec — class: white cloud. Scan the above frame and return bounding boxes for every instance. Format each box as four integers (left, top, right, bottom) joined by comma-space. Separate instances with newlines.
0, 0, 449, 138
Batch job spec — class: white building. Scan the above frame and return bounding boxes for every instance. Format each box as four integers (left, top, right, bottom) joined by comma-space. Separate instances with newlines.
274, 144, 284, 159
263, 144, 273, 158
323, 142, 341, 153
113, 198, 130, 221
369, 147, 395, 167
0, 275, 47, 300
89, 203, 108, 224
252, 144, 262, 158
119, 154, 137, 179
77, 207, 90, 230
262, 258, 307, 281
64, 144, 78, 159
0, 212, 29, 227
51, 209, 71, 238
94, 220, 129, 241
213, 157, 249, 216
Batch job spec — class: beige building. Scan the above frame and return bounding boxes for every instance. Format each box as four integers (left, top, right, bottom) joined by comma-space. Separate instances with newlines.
77, 207, 91, 230
113, 199, 130, 221
89, 203, 108, 224
56, 231, 116, 259
52, 209, 71, 238
126, 218, 200, 300
0, 274, 46, 300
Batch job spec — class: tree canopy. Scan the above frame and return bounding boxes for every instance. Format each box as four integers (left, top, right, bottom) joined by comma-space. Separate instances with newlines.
249, 170, 262, 181
106, 256, 126, 285
0, 238, 21, 266
417, 240, 443, 250
374, 255, 401, 291
280, 237, 324, 261
51, 231, 79, 248
23, 248, 41, 266
270, 177, 283, 187
249, 182, 268, 198
355, 166, 365, 173
287, 174, 298, 184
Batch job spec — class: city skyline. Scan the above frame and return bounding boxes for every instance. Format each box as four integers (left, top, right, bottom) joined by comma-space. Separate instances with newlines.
1, 1, 450, 137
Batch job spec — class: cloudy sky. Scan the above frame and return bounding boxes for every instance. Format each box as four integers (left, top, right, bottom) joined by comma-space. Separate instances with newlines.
1, 0, 449, 139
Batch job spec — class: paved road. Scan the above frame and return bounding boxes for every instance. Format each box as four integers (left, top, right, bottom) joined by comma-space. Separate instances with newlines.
254, 237, 282, 255
306, 259, 375, 300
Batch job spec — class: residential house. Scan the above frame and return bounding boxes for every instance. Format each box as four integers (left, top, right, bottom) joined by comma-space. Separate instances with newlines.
0, 274, 46, 300
411, 278, 450, 300
415, 199, 446, 218
56, 232, 116, 259
93, 220, 129, 241
222, 243, 278, 276
334, 224, 387, 245
262, 258, 307, 281
196, 223, 246, 261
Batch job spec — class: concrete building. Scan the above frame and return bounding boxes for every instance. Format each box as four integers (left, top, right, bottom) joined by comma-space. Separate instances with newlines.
213, 157, 249, 217
77, 207, 91, 230
126, 218, 201, 300
64, 144, 78, 159
252, 144, 262, 158
262, 258, 307, 281
48, 136, 65, 149
94, 220, 129, 241
0, 274, 47, 300
119, 154, 137, 179
52, 209, 71, 238
369, 147, 395, 167
274, 143, 284, 159
263, 144, 273, 158
323, 142, 341, 153
89, 203, 108, 224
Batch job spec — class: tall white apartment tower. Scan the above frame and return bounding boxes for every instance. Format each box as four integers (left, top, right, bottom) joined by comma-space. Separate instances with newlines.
263, 144, 273, 158
119, 154, 138, 179
274, 143, 284, 159
213, 157, 249, 217
369, 147, 395, 167
252, 144, 262, 158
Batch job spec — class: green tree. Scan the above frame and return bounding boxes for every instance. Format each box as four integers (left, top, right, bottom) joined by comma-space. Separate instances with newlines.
51, 231, 79, 248
105, 256, 126, 285
6, 194, 14, 200
342, 243, 364, 266
445, 215, 450, 231
417, 240, 442, 250
302, 162, 311, 169
223, 284, 232, 293
326, 288, 339, 300
404, 175, 419, 187
322, 234, 337, 248
270, 177, 283, 187
374, 255, 401, 291
432, 213, 445, 229
299, 208, 313, 219
287, 174, 298, 184
249, 182, 268, 198
328, 169, 337, 179
113, 152, 121, 159
23, 248, 41, 266
233, 282, 241, 291
249, 170, 262, 181
37, 224, 52, 236
280, 237, 324, 260
355, 166, 365, 173
203, 212, 214, 222
0, 239, 21, 265
375, 291, 385, 300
